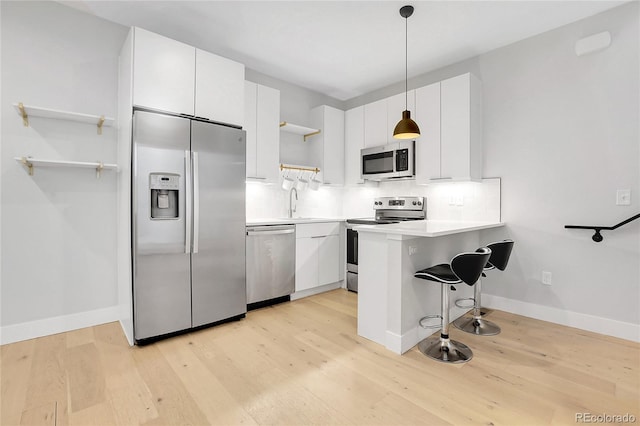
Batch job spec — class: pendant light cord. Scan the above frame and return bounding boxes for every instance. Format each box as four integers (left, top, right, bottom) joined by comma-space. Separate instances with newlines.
405, 13, 408, 110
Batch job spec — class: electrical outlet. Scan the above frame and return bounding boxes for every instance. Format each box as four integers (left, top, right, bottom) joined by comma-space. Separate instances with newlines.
616, 189, 631, 206
542, 271, 552, 286
455, 195, 464, 206
409, 246, 418, 256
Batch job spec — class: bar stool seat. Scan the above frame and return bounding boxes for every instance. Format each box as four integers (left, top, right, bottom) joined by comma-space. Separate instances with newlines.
453, 240, 514, 336
414, 247, 491, 364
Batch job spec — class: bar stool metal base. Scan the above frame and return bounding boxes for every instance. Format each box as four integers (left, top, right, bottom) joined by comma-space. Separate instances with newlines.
417, 334, 473, 363
453, 316, 501, 336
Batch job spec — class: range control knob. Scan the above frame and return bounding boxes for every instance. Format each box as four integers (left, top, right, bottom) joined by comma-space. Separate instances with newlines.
417, 201, 422, 206
412, 201, 417, 205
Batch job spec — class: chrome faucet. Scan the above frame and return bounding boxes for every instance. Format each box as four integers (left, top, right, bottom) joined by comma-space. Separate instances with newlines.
288, 187, 298, 218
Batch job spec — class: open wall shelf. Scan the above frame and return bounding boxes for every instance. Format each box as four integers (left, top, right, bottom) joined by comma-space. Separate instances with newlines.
14, 103, 115, 135
279, 121, 320, 141
15, 157, 118, 178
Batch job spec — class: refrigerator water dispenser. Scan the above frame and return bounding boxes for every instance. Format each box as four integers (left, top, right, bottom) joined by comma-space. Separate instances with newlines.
150, 173, 179, 219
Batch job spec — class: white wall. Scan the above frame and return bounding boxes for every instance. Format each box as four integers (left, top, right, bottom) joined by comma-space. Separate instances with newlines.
0, 1, 128, 343
479, 3, 639, 335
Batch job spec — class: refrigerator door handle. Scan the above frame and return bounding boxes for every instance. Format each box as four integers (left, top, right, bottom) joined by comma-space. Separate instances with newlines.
185, 150, 192, 254
192, 151, 200, 254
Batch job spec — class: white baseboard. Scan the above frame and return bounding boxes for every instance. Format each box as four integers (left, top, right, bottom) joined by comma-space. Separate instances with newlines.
290, 281, 343, 301
483, 294, 640, 343
1, 306, 120, 345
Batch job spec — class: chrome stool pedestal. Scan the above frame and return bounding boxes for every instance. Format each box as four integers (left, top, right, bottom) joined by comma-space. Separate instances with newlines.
414, 248, 492, 364
452, 278, 501, 336
418, 282, 473, 363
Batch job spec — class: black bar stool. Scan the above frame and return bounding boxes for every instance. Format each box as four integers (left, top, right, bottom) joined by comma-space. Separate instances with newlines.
414, 247, 492, 363
453, 240, 514, 336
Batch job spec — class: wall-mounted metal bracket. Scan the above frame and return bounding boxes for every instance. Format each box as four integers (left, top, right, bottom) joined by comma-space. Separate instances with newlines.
18, 102, 29, 127
20, 157, 34, 175
97, 116, 105, 135
565, 213, 640, 242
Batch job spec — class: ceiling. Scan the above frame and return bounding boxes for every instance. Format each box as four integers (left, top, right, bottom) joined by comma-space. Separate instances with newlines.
59, 1, 626, 101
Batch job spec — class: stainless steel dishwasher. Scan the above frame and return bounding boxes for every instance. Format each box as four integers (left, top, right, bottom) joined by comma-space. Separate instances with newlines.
246, 224, 296, 310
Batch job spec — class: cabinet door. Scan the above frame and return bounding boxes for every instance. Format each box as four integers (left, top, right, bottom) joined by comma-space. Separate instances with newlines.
244, 81, 258, 178
386, 91, 415, 144
318, 235, 339, 286
345, 106, 364, 185
255, 84, 280, 183
364, 99, 387, 148
195, 49, 244, 127
133, 27, 195, 115
322, 106, 345, 185
415, 83, 441, 183
295, 237, 319, 292
441, 74, 471, 180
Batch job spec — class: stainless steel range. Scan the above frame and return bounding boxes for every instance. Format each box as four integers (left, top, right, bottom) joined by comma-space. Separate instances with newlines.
346, 196, 426, 292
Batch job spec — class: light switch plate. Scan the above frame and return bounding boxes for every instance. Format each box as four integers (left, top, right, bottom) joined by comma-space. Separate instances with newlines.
616, 189, 631, 206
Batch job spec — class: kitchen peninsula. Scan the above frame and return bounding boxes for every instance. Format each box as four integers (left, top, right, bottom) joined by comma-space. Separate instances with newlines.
355, 220, 505, 354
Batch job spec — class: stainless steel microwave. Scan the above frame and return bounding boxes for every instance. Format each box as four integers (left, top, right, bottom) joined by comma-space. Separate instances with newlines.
360, 140, 415, 180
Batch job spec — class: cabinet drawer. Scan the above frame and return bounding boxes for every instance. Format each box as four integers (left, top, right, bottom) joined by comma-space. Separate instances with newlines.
296, 222, 340, 238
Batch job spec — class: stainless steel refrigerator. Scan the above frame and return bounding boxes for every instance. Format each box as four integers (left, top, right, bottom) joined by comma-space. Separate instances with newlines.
132, 110, 246, 343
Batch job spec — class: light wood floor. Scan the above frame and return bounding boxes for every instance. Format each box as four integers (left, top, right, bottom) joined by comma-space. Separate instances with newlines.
2, 289, 638, 425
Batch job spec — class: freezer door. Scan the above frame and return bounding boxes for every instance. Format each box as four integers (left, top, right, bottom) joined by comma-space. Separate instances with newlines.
132, 111, 192, 340
190, 121, 247, 327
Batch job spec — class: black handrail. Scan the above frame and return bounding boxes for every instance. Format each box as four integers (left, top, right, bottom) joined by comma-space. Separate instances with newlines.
565, 213, 640, 242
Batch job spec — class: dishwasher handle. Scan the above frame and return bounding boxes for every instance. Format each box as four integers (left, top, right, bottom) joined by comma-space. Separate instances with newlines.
247, 226, 295, 236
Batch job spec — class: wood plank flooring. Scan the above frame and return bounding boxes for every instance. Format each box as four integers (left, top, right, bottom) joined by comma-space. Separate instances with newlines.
2, 289, 638, 425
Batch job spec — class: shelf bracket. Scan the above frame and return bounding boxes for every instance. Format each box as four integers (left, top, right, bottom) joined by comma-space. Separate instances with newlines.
303, 130, 321, 142
97, 116, 105, 135
20, 157, 34, 176
18, 102, 29, 127
96, 161, 104, 179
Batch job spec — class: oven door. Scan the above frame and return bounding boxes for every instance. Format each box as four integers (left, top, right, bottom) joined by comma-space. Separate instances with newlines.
346, 228, 358, 272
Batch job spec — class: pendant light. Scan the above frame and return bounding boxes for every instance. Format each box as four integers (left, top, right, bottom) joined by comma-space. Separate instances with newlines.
393, 5, 421, 140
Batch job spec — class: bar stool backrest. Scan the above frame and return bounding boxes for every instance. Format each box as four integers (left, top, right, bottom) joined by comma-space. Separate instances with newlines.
450, 247, 492, 286
486, 240, 514, 271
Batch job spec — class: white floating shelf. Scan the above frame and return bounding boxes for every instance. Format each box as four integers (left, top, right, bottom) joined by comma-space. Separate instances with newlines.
15, 157, 118, 178
279, 121, 320, 141
13, 103, 115, 135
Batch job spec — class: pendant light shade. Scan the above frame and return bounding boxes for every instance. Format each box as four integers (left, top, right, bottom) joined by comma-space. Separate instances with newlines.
393, 110, 420, 139
393, 5, 421, 140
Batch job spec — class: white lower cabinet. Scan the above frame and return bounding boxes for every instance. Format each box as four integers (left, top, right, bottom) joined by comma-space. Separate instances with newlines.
295, 223, 341, 295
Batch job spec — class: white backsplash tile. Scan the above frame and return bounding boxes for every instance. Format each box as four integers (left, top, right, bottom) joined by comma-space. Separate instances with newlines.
246, 178, 501, 222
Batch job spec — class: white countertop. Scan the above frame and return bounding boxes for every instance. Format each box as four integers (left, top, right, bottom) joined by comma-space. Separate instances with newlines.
354, 220, 504, 237
247, 217, 345, 226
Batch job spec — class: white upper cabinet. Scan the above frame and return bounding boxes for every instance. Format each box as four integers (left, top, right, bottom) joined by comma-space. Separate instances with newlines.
440, 73, 482, 181
344, 106, 364, 185
132, 28, 245, 126
244, 81, 280, 182
133, 28, 195, 116
414, 73, 482, 183
363, 99, 387, 148
415, 82, 441, 183
195, 49, 244, 126
310, 105, 345, 185
386, 91, 416, 144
